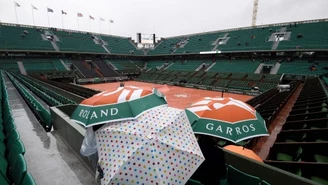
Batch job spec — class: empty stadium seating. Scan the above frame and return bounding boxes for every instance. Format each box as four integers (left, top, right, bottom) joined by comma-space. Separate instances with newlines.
71, 60, 101, 78
166, 60, 205, 71
7, 72, 52, 131
208, 60, 260, 73
22, 58, 68, 72
41, 79, 99, 98
11, 73, 76, 106
55, 31, 106, 53
277, 22, 328, 50
92, 59, 119, 77
0, 59, 20, 72
265, 77, 328, 184
100, 35, 143, 55
149, 21, 328, 55
0, 70, 36, 185
0, 24, 54, 51
278, 60, 327, 75
1, 20, 328, 55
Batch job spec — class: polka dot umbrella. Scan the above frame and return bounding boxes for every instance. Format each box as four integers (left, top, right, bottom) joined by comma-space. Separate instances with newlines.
185, 97, 269, 143
71, 86, 167, 127
95, 106, 205, 185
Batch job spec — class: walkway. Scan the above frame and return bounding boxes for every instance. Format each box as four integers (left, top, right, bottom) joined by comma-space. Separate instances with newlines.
254, 84, 303, 159
4, 75, 97, 185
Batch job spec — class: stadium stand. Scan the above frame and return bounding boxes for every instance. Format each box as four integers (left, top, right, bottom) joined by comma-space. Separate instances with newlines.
1, 20, 328, 55
40, 78, 99, 98
0, 24, 54, 51
22, 58, 67, 72
0, 70, 36, 185
71, 60, 101, 78
92, 59, 119, 77
277, 22, 328, 50
265, 77, 328, 184
100, 35, 143, 55
55, 31, 106, 53
208, 60, 260, 73
11, 73, 76, 106
1, 18, 328, 185
166, 60, 206, 71
7, 72, 52, 131
149, 20, 328, 55
277, 60, 327, 75
0, 59, 20, 72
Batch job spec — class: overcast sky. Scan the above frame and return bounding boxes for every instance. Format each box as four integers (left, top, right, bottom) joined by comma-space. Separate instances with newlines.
0, 0, 327, 39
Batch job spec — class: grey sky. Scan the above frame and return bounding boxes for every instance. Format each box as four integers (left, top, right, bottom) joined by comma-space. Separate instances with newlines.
0, 0, 327, 39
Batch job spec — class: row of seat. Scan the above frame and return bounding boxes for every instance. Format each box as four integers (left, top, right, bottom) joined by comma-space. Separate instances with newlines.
6, 72, 52, 132
11, 73, 75, 106
42, 78, 99, 98
137, 70, 280, 93
266, 77, 328, 184
0, 70, 36, 185
255, 81, 299, 126
11, 74, 61, 107
246, 89, 278, 107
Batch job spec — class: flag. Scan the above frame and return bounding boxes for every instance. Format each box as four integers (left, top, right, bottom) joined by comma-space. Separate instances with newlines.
109, 19, 114, 23
77, 13, 83, 17
89, 15, 94, 20
47, 7, 54, 13
61, 10, 67, 15
14, 2, 20, 7
31, 5, 37, 10
100, 17, 105, 21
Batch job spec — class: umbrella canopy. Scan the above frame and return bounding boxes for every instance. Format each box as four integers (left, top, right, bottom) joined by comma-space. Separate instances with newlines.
224, 145, 263, 162
71, 86, 167, 127
185, 97, 269, 143
96, 106, 205, 185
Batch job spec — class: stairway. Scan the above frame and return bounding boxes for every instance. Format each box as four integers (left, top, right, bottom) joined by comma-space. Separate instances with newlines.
51, 41, 60, 51
270, 62, 281, 74
17, 61, 27, 75
255, 84, 303, 160
60, 59, 70, 71
95, 68, 104, 77
254, 63, 264, 74
205, 62, 216, 72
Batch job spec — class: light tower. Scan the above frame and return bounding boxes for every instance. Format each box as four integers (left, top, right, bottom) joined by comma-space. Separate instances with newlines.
252, 0, 259, 27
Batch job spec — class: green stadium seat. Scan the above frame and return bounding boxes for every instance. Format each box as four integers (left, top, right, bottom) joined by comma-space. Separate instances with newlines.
227, 165, 261, 185
0, 172, 9, 185
7, 139, 25, 168
0, 132, 5, 142
21, 173, 37, 185
6, 130, 20, 150
10, 154, 27, 185
0, 154, 8, 177
0, 141, 6, 156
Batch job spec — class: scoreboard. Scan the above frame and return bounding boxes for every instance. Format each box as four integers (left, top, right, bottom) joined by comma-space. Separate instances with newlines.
137, 33, 155, 49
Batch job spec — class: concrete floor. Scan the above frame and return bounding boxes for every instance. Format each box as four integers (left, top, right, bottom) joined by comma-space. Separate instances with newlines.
5, 75, 97, 185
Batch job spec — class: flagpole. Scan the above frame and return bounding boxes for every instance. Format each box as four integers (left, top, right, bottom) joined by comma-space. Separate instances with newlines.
31, 6, 35, 25
108, 19, 111, 35
61, 13, 64, 28
89, 18, 91, 32
14, 2, 18, 24
99, 21, 101, 34
77, 17, 80, 30
47, 11, 50, 27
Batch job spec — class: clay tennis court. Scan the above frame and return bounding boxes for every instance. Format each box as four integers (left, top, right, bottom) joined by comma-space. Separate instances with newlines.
84, 81, 253, 109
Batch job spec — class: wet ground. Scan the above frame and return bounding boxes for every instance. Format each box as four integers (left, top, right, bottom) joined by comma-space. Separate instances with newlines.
4, 75, 97, 185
